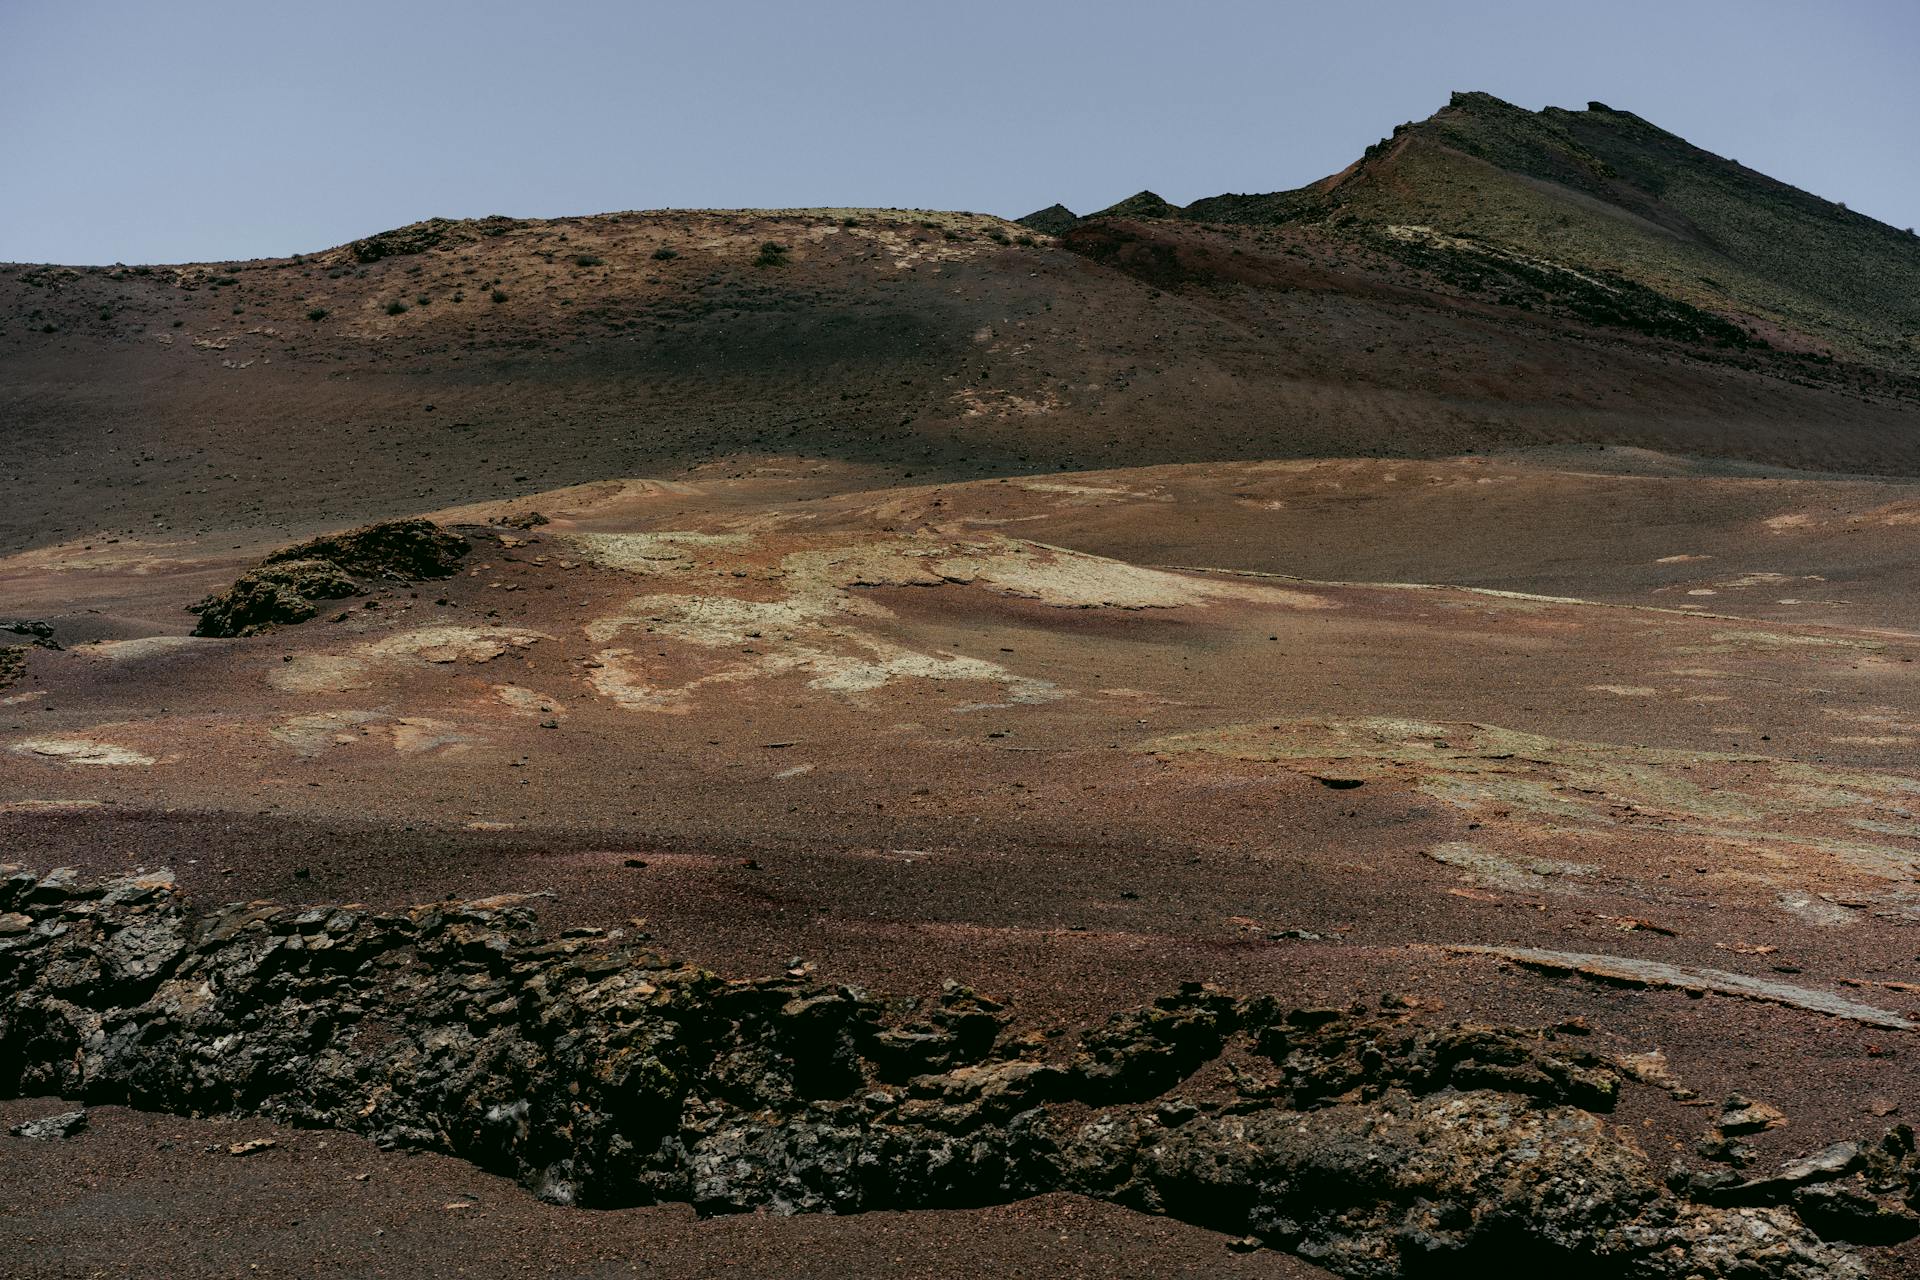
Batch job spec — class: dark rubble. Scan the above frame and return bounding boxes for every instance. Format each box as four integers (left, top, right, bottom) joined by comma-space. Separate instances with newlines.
188, 518, 469, 637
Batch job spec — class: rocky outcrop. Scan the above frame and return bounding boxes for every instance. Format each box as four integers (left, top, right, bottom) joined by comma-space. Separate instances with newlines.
0, 866, 1884, 1277
189, 518, 468, 637
345, 216, 522, 263
261, 518, 468, 580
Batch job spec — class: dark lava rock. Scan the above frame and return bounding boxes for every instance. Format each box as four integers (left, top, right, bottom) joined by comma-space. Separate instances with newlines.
2, 619, 60, 649
190, 558, 361, 637
1719, 1094, 1790, 1136
1794, 1183, 1920, 1244
263, 518, 467, 581
10, 1109, 87, 1140
346, 216, 520, 264
189, 519, 467, 637
0, 864, 1869, 1278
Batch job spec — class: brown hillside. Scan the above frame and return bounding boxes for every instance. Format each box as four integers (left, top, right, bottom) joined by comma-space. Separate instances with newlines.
4, 192, 1917, 556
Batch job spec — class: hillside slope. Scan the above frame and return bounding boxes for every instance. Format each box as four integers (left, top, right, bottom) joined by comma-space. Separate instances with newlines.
4, 99, 1920, 554
1105, 92, 1920, 375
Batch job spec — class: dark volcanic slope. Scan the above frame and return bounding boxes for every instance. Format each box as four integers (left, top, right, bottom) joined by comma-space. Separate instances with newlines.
1100, 92, 1920, 378
7, 106, 1920, 557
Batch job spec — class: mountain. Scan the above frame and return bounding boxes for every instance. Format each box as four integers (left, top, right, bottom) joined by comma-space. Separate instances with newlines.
4, 99, 1919, 557
1015, 202, 1079, 235
1080, 92, 1920, 375
1090, 190, 1184, 220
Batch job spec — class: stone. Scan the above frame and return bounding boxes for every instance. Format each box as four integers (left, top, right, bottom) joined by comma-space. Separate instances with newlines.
10, 1109, 87, 1140
1793, 1183, 1920, 1244
1720, 1095, 1791, 1136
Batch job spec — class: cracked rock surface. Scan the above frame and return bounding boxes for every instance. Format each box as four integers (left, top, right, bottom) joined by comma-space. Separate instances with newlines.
0, 866, 1891, 1278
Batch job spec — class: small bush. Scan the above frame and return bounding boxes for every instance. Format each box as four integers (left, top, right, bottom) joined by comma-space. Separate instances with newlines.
574, 253, 604, 267
651, 246, 678, 261
754, 241, 788, 267
490, 289, 508, 303
306, 307, 328, 321
386, 300, 408, 315
416, 294, 431, 305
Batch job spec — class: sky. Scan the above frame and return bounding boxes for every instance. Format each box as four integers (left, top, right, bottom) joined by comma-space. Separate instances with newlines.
2, 0, 1915, 264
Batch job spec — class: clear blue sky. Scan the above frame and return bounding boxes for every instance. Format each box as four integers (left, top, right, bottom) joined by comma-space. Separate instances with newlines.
2, 0, 1915, 264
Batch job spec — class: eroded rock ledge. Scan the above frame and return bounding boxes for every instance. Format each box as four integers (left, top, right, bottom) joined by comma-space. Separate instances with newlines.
0, 866, 1900, 1278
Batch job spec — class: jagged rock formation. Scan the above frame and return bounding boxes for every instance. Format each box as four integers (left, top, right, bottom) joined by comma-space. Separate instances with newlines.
347, 215, 523, 263
0, 865, 1896, 1278
262, 517, 469, 580
189, 518, 468, 637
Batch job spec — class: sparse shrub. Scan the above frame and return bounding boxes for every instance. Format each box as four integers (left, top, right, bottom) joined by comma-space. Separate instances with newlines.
306, 307, 328, 321
574, 253, 604, 267
651, 246, 678, 260
490, 288, 508, 303
988, 230, 1010, 245
1015, 234, 1035, 247
386, 300, 408, 315
416, 294, 431, 305
754, 241, 788, 267
841, 217, 859, 227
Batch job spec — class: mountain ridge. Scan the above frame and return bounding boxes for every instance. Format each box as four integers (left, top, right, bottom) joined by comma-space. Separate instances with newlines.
1025, 91, 1920, 376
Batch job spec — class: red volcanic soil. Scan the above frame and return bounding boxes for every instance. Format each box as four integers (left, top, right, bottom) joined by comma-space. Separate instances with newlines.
6, 448, 1920, 1271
